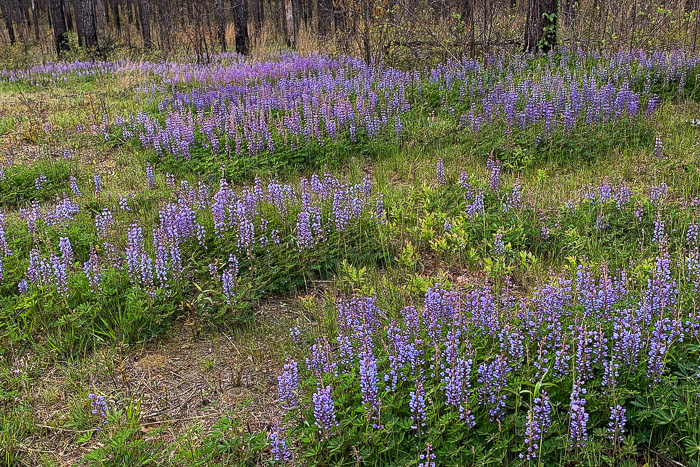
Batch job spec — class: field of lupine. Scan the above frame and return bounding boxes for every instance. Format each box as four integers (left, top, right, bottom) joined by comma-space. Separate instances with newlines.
1, 48, 700, 466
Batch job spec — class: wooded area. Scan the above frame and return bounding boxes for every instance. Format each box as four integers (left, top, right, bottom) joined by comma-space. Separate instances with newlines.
0, 0, 699, 60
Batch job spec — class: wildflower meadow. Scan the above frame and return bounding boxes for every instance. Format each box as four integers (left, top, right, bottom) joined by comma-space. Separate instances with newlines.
1, 47, 700, 466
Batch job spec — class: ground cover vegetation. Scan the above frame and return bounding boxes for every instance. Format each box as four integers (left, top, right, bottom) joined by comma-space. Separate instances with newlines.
2, 43, 700, 466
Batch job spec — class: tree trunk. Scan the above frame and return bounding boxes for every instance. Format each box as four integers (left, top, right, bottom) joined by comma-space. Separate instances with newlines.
252, 0, 261, 31
284, 0, 294, 46
63, 0, 73, 30
333, 0, 345, 35
523, 0, 557, 53
111, 0, 120, 33
50, 0, 69, 54
79, 0, 98, 47
216, 0, 226, 51
232, 0, 249, 54
31, 0, 39, 40
138, 0, 150, 47
292, 0, 302, 32
72, 0, 83, 45
95, 0, 105, 34
317, 0, 332, 36
0, 0, 15, 43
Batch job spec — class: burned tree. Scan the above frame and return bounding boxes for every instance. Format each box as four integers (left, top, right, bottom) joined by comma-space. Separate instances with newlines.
524, 0, 557, 53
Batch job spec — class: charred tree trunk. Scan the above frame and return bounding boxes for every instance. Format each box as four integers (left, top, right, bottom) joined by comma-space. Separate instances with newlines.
252, 0, 261, 31
79, 0, 98, 47
232, 0, 249, 54
50, 0, 69, 54
0, 0, 15, 43
63, 0, 73, 30
138, 0, 150, 47
111, 0, 120, 34
317, 0, 332, 36
461, 0, 474, 56
333, 0, 345, 35
72, 0, 84, 45
524, 0, 557, 53
216, 0, 226, 51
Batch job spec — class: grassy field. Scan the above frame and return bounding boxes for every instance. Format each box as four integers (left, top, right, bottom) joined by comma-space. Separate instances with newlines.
1, 48, 700, 466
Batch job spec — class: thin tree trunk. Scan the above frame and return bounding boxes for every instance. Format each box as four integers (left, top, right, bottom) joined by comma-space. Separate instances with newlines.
138, 0, 150, 47
31, 0, 38, 40
333, 0, 344, 35
0, 0, 15, 44
95, 0, 105, 34
79, 0, 98, 47
523, 0, 557, 53
126, 0, 133, 23
232, 0, 249, 54
317, 0, 332, 36
111, 0, 120, 33
50, 0, 70, 54
72, 0, 83, 45
284, 0, 294, 46
251, 0, 261, 31
216, 0, 226, 51
63, 0, 73, 30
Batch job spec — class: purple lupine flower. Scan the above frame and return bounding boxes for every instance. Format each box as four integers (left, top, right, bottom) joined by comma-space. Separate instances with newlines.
312, 385, 338, 437
568, 380, 589, 448
650, 183, 668, 205
687, 222, 698, 247
268, 423, 292, 463
146, 163, 155, 189
58, 236, 74, 269
418, 443, 436, 467
165, 172, 175, 189
93, 173, 103, 194
359, 348, 382, 425
18, 278, 29, 293
126, 222, 153, 288
296, 210, 314, 250
278, 358, 299, 410
34, 172, 47, 190
306, 339, 338, 377
95, 208, 114, 238
436, 158, 446, 186
119, 195, 130, 211
222, 268, 236, 305
654, 133, 663, 157
521, 392, 551, 460
0, 211, 11, 258
290, 327, 302, 344
50, 252, 68, 297
502, 182, 522, 212
459, 171, 470, 189
465, 191, 484, 219
70, 176, 82, 196
607, 405, 626, 443
652, 215, 665, 245
409, 379, 427, 431
375, 196, 386, 225
83, 245, 102, 293
88, 393, 108, 430
487, 155, 501, 192
477, 354, 510, 422
539, 211, 550, 240
493, 229, 505, 256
